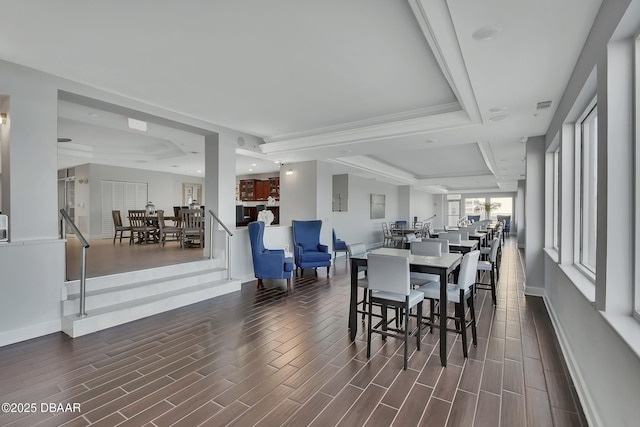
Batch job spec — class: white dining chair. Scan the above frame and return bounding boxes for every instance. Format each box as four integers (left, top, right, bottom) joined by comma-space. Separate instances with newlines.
366, 253, 424, 370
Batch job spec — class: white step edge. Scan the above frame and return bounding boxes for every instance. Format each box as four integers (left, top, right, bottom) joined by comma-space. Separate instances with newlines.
62, 279, 241, 338
62, 268, 229, 315
64, 259, 222, 294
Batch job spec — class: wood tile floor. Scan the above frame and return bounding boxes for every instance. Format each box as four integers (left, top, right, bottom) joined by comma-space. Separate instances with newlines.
1, 238, 587, 426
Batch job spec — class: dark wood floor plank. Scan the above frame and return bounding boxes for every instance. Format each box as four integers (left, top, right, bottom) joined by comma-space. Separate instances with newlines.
526, 386, 554, 427
336, 384, 387, 427
396, 383, 433, 426
446, 390, 476, 427
474, 391, 501, 427
501, 389, 526, 426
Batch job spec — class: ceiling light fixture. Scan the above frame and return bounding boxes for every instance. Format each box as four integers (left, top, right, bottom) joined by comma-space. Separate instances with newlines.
472, 26, 502, 41
425, 138, 437, 143
489, 114, 509, 122
127, 117, 147, 132
286, 169, 293, 176
249, 169, 253, 172
489, 106, 506, 113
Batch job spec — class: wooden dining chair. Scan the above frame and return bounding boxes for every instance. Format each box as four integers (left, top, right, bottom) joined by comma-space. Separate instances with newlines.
180, 208, 204, 248
111, 210, 132, 244
157, 210, 183, 247
128, 209, 156, 245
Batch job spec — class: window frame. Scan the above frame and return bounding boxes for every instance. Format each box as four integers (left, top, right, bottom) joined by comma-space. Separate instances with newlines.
575, 97, 598, 278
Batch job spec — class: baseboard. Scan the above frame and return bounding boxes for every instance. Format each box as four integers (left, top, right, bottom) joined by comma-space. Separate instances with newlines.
543, 297, 603, 427
523, 286, 546, 297
0, 319, 62, 348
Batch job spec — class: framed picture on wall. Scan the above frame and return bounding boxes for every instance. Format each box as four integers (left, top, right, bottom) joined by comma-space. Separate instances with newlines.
370, 194, 385, 219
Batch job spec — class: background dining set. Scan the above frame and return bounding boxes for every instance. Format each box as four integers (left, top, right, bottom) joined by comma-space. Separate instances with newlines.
348, 218, 505, 369
111, 206, 205, 248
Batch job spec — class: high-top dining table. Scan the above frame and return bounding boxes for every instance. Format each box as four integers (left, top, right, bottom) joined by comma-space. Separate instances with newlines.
349, 247, 463, 367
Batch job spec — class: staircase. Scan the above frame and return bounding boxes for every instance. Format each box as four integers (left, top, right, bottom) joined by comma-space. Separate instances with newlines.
61, 259, 241, 337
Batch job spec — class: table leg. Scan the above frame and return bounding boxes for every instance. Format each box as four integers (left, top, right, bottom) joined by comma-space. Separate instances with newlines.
439, 269, 448, 367
349, 258, 359, 340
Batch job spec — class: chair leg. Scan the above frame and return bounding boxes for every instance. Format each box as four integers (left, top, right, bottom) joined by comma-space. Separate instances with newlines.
367, 291, 373, 358
457, 300, 468, 358
429, 299, 435, 333
361, 289, 367, 321
286, 278, 291, 292
490, 268, 497, 306
468, 290, 478, 346
257, 278, 263, 289
417, 301, 422, 351
404, 302, 409, 370
327, 266, 330, 277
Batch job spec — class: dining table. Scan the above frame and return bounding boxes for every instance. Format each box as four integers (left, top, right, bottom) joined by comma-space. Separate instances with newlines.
349, 247, 463, 367
448, 239, 478, 254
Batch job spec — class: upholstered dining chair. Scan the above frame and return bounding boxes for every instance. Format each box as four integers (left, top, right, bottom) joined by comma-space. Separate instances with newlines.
332, 228, 349, 264
291, 220, 332, 277
409, 240, 442, 286
366, 253, 424, 370
111, 210, 132, 244
248, 221, 294, 292
348, 242, 369, 320
417, 250, 481, 359
477, 238, 500, 305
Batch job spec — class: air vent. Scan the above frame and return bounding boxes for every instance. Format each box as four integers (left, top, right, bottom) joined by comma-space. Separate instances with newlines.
536, 100, 553, 110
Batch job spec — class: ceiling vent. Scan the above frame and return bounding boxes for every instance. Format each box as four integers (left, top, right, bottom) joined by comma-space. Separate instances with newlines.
535, 100, 553, 110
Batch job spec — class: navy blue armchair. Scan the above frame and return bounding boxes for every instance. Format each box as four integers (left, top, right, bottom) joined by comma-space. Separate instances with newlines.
497, 215, 511, 237
467, 215, 480, 223
292, 220, 332, 276
332, 228, 349, 264
248, 221, 294, 291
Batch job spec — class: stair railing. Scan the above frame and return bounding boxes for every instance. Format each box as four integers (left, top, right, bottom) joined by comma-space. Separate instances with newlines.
208, 210, 233, 281
60, 209, 89, 317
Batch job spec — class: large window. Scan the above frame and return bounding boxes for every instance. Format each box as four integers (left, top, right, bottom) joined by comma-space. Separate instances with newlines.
577, 102, 597, 273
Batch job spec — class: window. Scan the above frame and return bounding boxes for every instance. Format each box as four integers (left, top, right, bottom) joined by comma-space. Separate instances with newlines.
447, 194, 461, 227
489, 197, 512, 222
553, 150, 560, 250
577, 102, 597, 273
464, 197, 485, 217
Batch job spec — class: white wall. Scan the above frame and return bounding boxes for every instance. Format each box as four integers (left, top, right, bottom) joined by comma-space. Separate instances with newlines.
516, 180, 525, 248
409, 187, 435, 225
331, 175, 401, 251
525, 136, 545, 291
85, 163, 204, 238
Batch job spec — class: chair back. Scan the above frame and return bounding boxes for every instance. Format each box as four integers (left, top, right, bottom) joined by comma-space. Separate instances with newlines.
454, 231, 469, 240
426, 238, 449, 253
405, 232, 418, 243
332, 228, 339, 246
410, 240, 442, 257
156, 210, 167, 232
248, 221, 267, 263
128, 210, 148, 227
347, 242, 367, 258
381, 222, 391, 237
488, 238, 500, 262
112, 210, 123, 227
367, 253, 410, 295
458, 250, 481, 290
292, 220, 323, 251
439, 232, 461, 244
181, 208, 204, 231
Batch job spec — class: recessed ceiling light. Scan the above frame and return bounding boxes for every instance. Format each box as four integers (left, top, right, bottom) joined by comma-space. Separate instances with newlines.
472, 26, 502, 41
127, 118, 147, 132
171, 165, 179, 168
197, 170, 202, 173
340, 149, 352, 154
425, 139, 437, 143
251, 163, 257, 167
189, 151, 200, 154
249, 169, 253, 172
489, 106, 506, 114
274, 160, 281, 164
134, 160, 148, 163
489, 114, 509, 122
88, 112, 101, 118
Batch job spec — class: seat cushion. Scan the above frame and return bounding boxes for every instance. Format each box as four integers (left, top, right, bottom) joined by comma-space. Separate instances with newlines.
372, 289, 424, 308
417, 282, 471, 303
300, 251, 332, 263
410, 272, 440, 285
477, 260, 491, 271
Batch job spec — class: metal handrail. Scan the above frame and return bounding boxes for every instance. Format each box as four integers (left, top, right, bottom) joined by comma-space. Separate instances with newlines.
208, 210, 233, 280
60, 209, 89, 317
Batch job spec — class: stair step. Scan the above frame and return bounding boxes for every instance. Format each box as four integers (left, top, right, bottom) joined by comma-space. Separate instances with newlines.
62, 279, 241, 338
63, 267, 228, 315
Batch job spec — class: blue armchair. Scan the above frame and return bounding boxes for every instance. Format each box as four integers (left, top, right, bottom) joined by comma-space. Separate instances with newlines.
467, 215, 480, 223
332, 228, 349, 265
292, 220, 332, 276
248, 221, 294, 291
